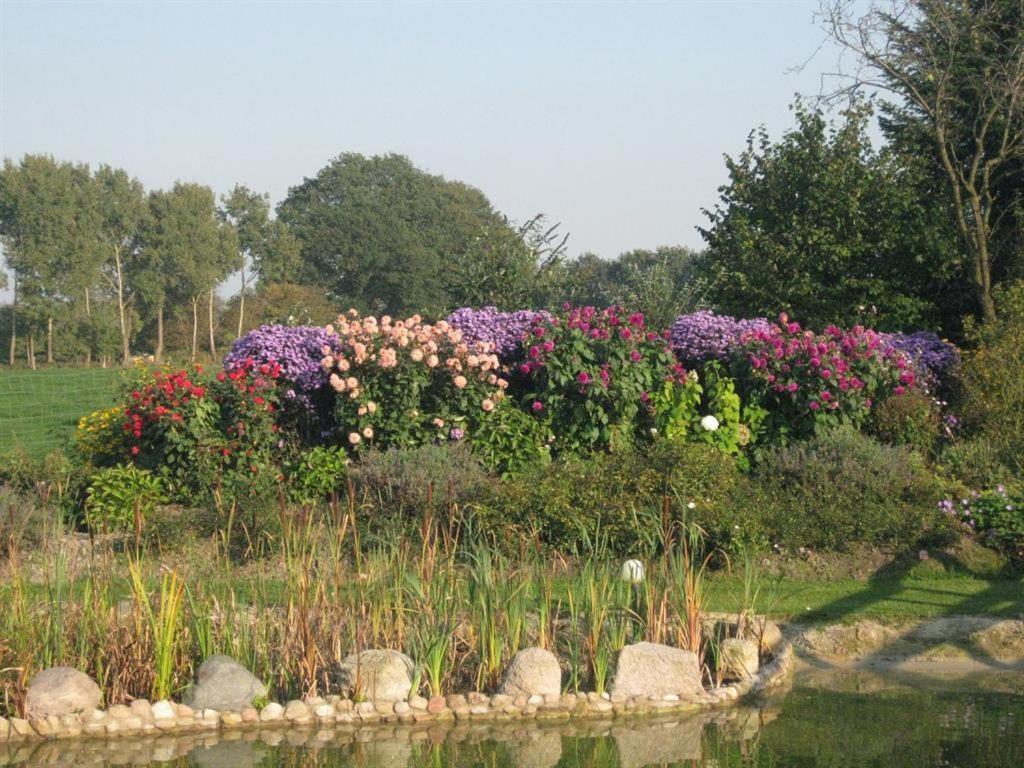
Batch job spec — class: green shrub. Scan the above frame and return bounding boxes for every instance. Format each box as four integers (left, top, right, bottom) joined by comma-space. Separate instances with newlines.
351, 442, 493, 517
475, 440, 742, 555
868, 388, 942, 457
86, 464, 166, 533
959, 280, 1024, 474
944, 486, 1024, 558
284, 446, 349, 504
752, 427, 950, 551
469, 399, 550, 478
939, 438, 1014, 490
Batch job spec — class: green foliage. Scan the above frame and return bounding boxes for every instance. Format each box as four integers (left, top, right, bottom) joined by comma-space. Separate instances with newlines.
351, 442, 492, 517
651, 362, 763, 465
962, 487, 1024, 558
85, 464, 165, 532
752, 427, 950, 551
959, 281, 1024, 474
476, 441, 741, 555
869, 388, 942, 458
699, 99, 959, 330
284, 446, 349, 504
469, 398, 550, 478
278, 153, 518, 315
939, 439, 1014, 490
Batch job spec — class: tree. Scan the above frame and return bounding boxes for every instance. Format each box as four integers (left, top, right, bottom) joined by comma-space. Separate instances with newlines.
137, 183, 231, 361
95, 165, 145, 364
220, 185, 301, 337
822, 0, 1024, 322
278, 153, 515, 315
449, 214, 568, 309
0, 155, 102, 366
698, 100, 960, 330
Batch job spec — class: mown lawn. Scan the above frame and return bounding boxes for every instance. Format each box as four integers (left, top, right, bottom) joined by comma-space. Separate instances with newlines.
0, 366, 122, 457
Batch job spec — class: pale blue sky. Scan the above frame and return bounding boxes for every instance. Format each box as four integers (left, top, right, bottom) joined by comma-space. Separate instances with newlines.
1, 0, 842, 292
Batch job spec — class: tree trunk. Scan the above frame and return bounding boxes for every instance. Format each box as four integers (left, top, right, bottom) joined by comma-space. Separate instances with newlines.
208, 288, 217, 356
236, 263, 246, 339
115, 247, 130, 365
27, 332, 36, 370
8, 274, 16, 367
46, 316, 53, 364
84, 287, 92, 367
155, 302, 165, 363
191, 296, 199, 361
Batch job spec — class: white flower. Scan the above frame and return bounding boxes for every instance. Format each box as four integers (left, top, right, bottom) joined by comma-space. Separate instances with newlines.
700, 415, 720, 432
620, 559, 644, 584
687, 501, 696, 510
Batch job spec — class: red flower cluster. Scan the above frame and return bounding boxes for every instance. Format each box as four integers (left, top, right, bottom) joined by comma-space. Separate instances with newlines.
123, 369, 208, 457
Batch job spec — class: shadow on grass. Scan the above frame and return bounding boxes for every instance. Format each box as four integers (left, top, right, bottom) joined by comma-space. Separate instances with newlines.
796, 549, 1024, 671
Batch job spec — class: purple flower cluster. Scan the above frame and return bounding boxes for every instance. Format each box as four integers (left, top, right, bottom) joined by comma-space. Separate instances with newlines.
447, 306, 552, 360
880, 331, 960, 382
669, 311, 772, 364
224, 325, 337, 399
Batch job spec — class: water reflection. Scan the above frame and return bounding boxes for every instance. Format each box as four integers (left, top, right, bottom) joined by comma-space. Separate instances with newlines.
4, 668, 1023, 767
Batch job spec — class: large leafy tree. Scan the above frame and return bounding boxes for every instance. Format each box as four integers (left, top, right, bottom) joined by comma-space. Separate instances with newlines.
0, 154, 102, 365
278, 153, 516, 315
698, 100, 960, 331
822, 0, 1024, 323
95, 164, 146, 364
136, 183, 234, 361
220, 184, 301, 337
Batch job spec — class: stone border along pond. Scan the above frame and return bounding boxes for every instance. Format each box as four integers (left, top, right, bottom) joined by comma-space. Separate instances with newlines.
0, 631, 794, 746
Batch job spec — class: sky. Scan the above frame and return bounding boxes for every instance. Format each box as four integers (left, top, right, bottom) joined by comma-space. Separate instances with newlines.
0, 0, 846, 297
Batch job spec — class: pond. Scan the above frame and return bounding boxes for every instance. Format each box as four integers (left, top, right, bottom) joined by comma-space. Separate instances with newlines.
4, 666, 1023, 767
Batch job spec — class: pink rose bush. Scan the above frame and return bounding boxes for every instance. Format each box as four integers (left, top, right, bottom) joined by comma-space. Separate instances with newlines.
322, 310, 507, 451
732, 313, 917, 441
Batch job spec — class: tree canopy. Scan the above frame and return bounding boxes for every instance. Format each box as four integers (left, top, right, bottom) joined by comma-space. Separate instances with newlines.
698, 100, 960, 331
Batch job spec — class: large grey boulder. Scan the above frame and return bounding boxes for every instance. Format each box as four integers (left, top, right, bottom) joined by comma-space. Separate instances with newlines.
183, 655, 267, 712
609, 642, 703, 698
719, 638, 759, 680
497, 647, 561, 698
336, 649, 414, 702
25, 667, 101, 717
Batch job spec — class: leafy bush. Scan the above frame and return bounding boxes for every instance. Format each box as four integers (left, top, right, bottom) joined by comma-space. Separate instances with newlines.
350, 442, 493, 517
514, 305, 681, 455
942, 485, 1024, 558
323, 311, 506, 451
868, 388, 942, 457
284, 446, 349, 504
959, 283, 1024, 474
475, 441, 741, 554
939, 438, 1014, 490
0, 485, 51, 551
752, 427, 949, 550
469, 398, 550, 477
86, 464, 166, 532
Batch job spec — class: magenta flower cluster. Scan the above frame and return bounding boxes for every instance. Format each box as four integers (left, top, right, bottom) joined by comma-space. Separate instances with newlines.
736, 314, 915, 426
224, 324, 338, 402
446, 306, 552, 360
670, 310, 772, 364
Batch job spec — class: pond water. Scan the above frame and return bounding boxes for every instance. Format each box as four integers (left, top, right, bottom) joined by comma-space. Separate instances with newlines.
5, 666, 1023, 767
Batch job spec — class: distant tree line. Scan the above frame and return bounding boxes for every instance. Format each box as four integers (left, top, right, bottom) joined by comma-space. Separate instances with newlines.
1, 0, 1020, 366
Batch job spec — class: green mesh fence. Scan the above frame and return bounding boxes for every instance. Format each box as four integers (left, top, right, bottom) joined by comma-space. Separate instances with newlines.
0, 367, 123, 458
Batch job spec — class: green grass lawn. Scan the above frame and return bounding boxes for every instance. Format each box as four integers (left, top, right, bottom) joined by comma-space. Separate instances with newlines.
0, 366, 122, 457
704, 573, 1024, 624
